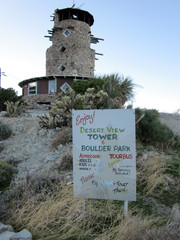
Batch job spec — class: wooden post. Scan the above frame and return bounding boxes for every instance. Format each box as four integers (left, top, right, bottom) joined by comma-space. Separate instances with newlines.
124, 200, 128, 217
136, 114, 145, 125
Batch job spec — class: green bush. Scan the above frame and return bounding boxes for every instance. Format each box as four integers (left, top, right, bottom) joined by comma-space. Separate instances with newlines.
136, 108, 179, 148
72, 78, 105, 94
72, 74, 134, 105
0, 121, 12, 140
0, 88, 22, 111
0, 161, 16, 191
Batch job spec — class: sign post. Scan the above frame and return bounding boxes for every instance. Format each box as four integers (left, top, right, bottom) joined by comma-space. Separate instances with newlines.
73, 109, 136, 208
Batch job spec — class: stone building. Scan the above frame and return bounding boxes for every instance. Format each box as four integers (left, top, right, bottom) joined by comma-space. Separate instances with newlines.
18, 7, 103, 104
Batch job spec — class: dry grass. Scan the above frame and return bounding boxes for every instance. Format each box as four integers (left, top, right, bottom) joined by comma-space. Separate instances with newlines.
52, 127, 72, 148
57, 154, 73, 171
0, 149, 179, 239
137, 155, 178, 198
94, 214, 160, 240
0, 174, 179, 240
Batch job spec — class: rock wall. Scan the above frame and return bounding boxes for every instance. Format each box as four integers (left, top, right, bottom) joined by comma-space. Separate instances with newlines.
23, 94, 59, 109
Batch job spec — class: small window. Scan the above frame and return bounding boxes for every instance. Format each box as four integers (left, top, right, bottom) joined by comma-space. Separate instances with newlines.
60, 82, 71, 94
59, 64, 66, 71
63, 29, 71, 37
59, 45, 66, 52
28, 82, 37, 95
48, 80, 56, 94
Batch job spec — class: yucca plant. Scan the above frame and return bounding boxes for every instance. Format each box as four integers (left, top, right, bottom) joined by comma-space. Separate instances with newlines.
101, 74, 134, 104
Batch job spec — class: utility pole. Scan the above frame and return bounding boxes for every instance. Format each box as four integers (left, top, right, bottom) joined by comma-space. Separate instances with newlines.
0, 68, 6, 88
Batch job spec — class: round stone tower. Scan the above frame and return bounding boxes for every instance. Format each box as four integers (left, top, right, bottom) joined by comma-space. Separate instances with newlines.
46, 8, 95, 77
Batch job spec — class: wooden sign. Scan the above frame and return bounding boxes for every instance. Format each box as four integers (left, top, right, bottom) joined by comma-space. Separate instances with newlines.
73, 109, 136, 201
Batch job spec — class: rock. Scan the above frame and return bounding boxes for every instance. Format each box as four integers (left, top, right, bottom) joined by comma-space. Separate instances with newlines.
0, 231, 14, 239
47, 129, 56, 138
142, 153, 148, 160
47, 155, 56, 161
38, 129, 47, 137
0, 223, 7, 233
170, 203, 180, 223
6, 226, 14, 232
10, 229, 32, 240
0, 111, 8, 117
0, 224, 30, 240
58, 144, 63, 152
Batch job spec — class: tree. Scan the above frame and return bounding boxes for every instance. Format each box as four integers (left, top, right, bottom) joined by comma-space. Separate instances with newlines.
0, 88, 21, 111
72, 78, 105, 94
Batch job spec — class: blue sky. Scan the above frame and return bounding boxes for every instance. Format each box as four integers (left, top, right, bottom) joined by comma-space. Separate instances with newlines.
0, 0, 179, 113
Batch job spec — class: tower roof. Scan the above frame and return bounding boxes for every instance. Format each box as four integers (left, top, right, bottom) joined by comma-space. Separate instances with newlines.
55, 8, 94, 26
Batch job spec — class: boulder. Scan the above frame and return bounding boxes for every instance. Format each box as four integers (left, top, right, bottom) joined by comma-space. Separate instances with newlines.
10, 229, 32, 240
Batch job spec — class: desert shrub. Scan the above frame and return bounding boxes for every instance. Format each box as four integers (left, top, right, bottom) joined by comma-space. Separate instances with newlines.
40, 88, 118, 129
58, 154, 73, 171
0, 144, 4, 153
52, 127, 72, 148
0, 88, 22, 111
0, 120, 12, 140
0, 161, 16, 191
39, 84, 134, 129
136, 108, 179, 149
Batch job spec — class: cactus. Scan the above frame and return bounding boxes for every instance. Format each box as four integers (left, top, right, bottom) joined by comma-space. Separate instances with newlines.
38, 88, 122, 129
5, 100, 22, 117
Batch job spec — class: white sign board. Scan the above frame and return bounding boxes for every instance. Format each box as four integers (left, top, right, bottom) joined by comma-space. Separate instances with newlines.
73, 109, 136, 201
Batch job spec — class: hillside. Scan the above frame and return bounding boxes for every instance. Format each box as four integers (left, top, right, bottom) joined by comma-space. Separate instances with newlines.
0, 111, 179, 180
159, 113, 180, 136
0, 112, 72, 181
0, 110, 179, 240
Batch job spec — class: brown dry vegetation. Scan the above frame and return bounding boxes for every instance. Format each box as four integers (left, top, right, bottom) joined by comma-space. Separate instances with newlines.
0, 146, 179, 240
52, 127, 72, 148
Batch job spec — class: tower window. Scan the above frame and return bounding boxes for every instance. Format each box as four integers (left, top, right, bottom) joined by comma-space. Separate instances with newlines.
59, 45, 66, 52
63, 29, 71, 37
59, 64, 66, 71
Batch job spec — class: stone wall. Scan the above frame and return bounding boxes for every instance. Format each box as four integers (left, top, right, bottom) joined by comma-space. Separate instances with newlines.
46, 19, 95, 77
23, 94, 59, 109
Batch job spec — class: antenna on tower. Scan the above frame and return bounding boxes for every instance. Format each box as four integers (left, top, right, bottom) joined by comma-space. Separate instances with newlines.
71, 0, 75, 8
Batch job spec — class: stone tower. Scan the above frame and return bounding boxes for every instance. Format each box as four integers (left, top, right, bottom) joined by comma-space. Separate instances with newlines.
46, 8, 95, 77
